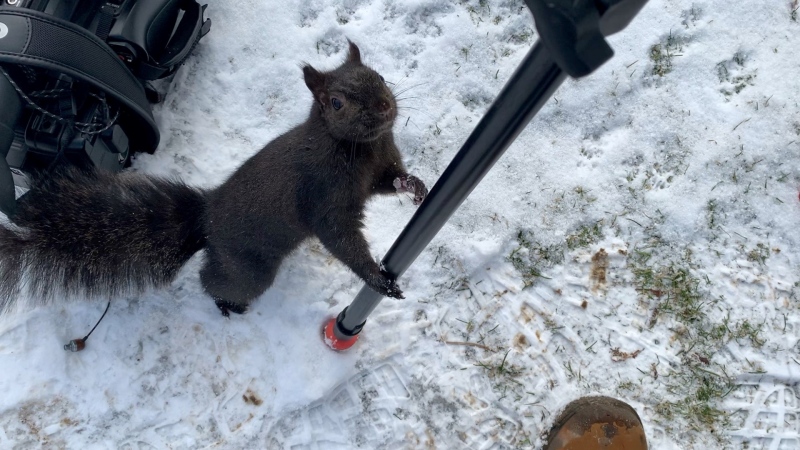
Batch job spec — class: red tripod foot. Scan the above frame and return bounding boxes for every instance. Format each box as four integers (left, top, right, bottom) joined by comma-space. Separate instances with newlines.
323, 317, 360, 351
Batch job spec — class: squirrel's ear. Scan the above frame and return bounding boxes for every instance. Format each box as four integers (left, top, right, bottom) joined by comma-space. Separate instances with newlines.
346, 39, 362, 64
303, 65, 327, 101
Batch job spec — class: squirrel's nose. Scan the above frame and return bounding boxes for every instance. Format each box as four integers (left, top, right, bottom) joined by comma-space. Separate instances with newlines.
376, 100, 392, 117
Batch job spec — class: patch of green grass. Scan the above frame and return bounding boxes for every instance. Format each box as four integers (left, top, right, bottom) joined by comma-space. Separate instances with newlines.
656, 368, 732, 432
628, 247, 765, 436
508, 28, 534, 44
564, 360, 582, 381
548, 186, 600, 215
543, 317, 561, 331
459, 0, 491, 25
649, 31, 685, 77
631, 250, 707, 326
650, 45, 672, 76
566, 221, 603, 250
475, 350, 521, 378
456, 318, 476, 334
706, 199, 720, 230
730, 320, 766, 347
508, 230, 563, 287
573, 186, 597, 203
745, 243, 770, 265
698, 315, 766, 349
475, 349, 527, 401
460, 45, 471, 60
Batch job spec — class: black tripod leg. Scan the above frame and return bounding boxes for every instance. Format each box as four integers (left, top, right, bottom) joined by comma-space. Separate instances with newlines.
328, 42, 566, 347
326, 0, 650, 349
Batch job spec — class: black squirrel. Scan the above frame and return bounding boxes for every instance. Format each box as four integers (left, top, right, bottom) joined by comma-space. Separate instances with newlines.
0, 41, 428, 316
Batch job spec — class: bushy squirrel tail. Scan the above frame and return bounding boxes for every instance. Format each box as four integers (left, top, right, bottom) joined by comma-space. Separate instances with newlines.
0, 167, 206, 313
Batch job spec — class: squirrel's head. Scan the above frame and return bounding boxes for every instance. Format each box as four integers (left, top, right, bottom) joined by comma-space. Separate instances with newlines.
303, 41, 397, 143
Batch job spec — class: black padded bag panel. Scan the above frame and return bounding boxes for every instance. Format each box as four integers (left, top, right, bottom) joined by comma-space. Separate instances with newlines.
0, 7, 159, 153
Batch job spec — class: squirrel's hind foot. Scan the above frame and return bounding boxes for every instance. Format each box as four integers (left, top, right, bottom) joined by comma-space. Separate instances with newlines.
214, 298, 249, 317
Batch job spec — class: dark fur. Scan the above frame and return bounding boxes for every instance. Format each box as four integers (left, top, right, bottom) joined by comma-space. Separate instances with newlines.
0, 168, 206, 309
0, 42, 427, 315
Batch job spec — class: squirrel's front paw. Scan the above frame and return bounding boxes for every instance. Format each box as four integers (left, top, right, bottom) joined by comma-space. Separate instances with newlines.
393, 175, 428, 205
367, 270, 405, 299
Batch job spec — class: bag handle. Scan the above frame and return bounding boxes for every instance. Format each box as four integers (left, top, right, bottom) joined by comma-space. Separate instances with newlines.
137, 1, 211, 80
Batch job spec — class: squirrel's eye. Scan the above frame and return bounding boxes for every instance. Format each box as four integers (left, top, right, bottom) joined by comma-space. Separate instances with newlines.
380, 75, 385, 83
331, 98, 343, 110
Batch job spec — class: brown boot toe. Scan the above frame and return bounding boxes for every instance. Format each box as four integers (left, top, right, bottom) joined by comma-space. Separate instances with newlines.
544, 396, 648, 450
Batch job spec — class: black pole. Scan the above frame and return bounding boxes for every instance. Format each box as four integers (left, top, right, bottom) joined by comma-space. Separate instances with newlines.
325, 0, 649, 349
332, 42, 566, 341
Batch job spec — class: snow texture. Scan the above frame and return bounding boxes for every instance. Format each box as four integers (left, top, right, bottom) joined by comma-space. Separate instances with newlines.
1, 0, 799, 449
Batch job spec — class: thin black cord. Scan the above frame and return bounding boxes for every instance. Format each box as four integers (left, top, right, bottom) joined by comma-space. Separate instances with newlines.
64, 301, 111, 352
82, 300, 111, 341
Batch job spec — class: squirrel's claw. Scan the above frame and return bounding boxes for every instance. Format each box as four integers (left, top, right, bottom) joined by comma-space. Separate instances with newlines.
367, 270, 404, 299
393, 175, 428, 205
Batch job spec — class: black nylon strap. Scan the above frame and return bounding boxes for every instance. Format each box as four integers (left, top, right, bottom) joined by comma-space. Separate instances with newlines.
0, 7, 159, 153
95, 4, 117, 41
0, 156, 15, 217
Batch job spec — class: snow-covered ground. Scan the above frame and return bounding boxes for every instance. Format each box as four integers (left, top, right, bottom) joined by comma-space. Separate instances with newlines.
1, 0, 799, 448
